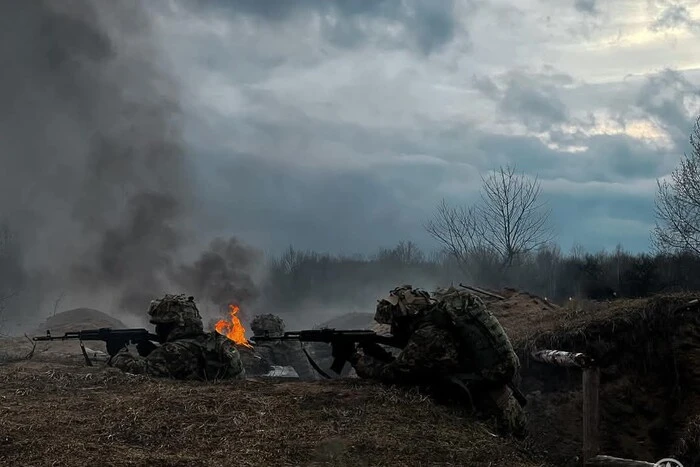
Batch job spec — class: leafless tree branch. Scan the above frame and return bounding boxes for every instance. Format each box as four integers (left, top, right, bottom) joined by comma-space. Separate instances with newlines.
653, 116, 700, 255
425, 165, 553, 273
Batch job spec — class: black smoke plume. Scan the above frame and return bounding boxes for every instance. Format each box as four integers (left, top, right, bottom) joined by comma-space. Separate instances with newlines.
0, 1, 259, 326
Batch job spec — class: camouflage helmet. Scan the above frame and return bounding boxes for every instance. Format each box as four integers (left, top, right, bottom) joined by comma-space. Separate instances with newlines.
433, 285, 485, 310
148, 294, 204, 338
250, 314, 285, 337
374, 285, 433, 325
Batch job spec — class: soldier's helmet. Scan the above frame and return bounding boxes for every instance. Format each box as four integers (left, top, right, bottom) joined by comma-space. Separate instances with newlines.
374, 285, 433, 325
148, 294, 204, 340
250, 314, 285, 337
432, 285, 485, 309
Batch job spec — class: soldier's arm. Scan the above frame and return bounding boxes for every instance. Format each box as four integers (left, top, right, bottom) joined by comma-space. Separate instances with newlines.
109, 343, 201, 379
352, 325, 459, 383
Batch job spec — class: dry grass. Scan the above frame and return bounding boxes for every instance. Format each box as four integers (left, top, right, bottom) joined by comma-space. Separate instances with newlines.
504, 292, 700, 464
0, 360, 545, 467
7, 290, 698, 466
498, 292, 700, 351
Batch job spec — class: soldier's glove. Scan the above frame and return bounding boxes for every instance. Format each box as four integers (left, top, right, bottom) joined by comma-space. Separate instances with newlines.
346, 345, 363, 366
136, 340, 158, 357
347, 350, 361, 366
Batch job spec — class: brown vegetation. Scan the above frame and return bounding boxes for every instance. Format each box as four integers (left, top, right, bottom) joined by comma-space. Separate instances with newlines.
5, 292, 700, 466
0, 360, 542, 467
489, 291, 700, 466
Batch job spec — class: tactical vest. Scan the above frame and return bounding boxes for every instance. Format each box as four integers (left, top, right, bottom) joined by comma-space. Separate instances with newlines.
428, 289, 519, 384
173, 334, 244, 380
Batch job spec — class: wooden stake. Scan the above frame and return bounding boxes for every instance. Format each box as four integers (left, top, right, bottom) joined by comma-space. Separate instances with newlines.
583, 367, 600, 462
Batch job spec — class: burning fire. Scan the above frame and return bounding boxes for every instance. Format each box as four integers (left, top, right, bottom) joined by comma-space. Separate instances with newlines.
215, 304, 252, 348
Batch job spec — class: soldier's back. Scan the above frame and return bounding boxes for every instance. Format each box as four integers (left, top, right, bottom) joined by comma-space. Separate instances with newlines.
431, 287, 519, 383
163, 333, 245, 381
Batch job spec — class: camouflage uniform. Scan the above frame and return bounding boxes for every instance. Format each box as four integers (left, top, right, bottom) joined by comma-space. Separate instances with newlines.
350, 285, 526, 438
250, 314, 318, 380
109, 294, 245, 381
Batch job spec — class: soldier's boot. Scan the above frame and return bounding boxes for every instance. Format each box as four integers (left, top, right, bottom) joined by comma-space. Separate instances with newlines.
489, 385, 527, 439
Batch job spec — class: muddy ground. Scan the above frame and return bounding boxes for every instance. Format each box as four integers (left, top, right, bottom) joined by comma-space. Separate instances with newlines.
0, 356, 543, 467
4, 292, 700, 466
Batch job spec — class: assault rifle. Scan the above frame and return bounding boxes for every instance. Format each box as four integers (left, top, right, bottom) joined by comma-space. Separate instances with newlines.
252, 328, 527, 407
251, 328, 401, 377
33, 328, 160, 365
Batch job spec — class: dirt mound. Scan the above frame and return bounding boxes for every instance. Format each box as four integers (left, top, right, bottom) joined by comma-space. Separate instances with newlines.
34, 308, 126, 334
364, 286, 700, 465
484, 289, 564, 345
514, 293, 700, 465
29, 308, 127, 356
0, 360, 543, 466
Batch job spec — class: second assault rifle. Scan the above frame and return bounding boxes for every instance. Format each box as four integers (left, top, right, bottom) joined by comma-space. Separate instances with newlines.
33, 328, 160, 365
251, 328, 528, 407
251, 328, 402, 377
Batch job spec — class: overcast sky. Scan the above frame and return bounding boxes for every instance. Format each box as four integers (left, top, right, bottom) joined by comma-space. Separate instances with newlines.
147, 0, 700, 256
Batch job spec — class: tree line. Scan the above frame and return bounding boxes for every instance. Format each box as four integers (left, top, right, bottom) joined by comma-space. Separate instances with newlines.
258, 240, 700, 311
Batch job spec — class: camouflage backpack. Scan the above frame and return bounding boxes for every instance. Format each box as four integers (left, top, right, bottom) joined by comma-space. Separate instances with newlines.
430, 286, 519, 383
199, 333, 245, 380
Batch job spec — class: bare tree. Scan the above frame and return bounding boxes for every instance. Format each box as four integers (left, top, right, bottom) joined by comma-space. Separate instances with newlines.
425, 165, 553, 272
424, 200, 484, 269
653, 117, 700, 254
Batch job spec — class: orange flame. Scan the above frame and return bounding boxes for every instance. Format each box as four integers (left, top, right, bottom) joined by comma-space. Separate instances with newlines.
215, 304, 252, 348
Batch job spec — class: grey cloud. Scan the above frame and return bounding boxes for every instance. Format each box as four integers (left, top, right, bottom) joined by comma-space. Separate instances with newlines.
203, 0, 462, 55
192, 154, 435, 255
650, 2, 700, 32
183, 77, 666, 258
476, 127, 671, 184
574, 0, 598, 15
473, 70, 572, 132
583, 134, 671, 179
156, 1, 692, 265
471, 74, 500, 99
549, 192, 654, 253
0, 1, 260, 322
634, 69, 700, 149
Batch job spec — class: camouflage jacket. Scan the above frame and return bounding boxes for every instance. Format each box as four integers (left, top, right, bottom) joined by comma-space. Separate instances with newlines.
352, 320, 462, 384
353, 289, 519, 388
109, 332, 245, 381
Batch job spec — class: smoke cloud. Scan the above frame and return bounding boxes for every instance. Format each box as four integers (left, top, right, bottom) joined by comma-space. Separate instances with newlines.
171, 237, 263, 312
0, 1, 259, 328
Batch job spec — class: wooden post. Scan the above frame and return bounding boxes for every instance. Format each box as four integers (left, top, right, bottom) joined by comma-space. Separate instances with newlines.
582, 367, 600, 462
531, 350, 600, 464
